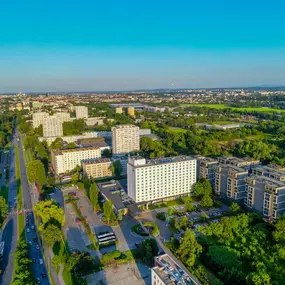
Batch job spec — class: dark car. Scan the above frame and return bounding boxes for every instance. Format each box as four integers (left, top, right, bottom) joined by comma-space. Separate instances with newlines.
41, 272, 47, 278
32, 258, 36, 263
75, 217, 81, 223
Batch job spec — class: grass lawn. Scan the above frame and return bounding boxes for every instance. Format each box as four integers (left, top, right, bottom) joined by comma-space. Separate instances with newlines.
15, 146, 23, 210
169, 127, 188, 133
181, 104, 285, 113
149, 199, 184, 210
23, 148, 33, 164
18, 213, 25, 240
62, 266, 74, 285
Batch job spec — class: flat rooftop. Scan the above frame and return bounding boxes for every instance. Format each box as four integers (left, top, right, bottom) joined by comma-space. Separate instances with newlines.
97, 180, 141, 214
52, 146, 100, 155
247, 175, 285, 189
82, 158, 111, 165
130, 156, 195, 168
153, 254, 199, 285
218, 164, 248, 173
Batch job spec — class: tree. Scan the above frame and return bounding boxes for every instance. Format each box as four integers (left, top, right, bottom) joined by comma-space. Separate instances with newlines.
36, 142, 48, 160
207, 245, 242, 271
89, 183, 99, 210
71, 172, 79, 184
50, 138, 64, 149
34, 200, 65, 230
0, 196, 8, 225
67, 142, 77, 149
112, 160, 122, 177
273, 219, 285, 243
200, 212, 210, 221
103, 200, 114, 224
167, 207, 175, 217
193, 178, 212, 198
77, 181, 84, 191
138, 239, 159, 265
26, 159, 46, 186
200, 195, 213, 208
177, 229, 202, 267
175, 216, 189, 230
230, 202, 240, 213
42, 224, 62, 247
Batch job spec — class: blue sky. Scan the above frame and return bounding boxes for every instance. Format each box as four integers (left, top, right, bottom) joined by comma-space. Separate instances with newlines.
0, 0, 284, 92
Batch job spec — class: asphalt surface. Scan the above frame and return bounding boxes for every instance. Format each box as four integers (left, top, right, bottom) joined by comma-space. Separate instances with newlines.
17, 132, 50, 285
0, 134, 18, 285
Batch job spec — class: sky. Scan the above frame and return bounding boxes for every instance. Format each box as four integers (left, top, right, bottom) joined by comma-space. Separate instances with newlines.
0, 0, 285, 92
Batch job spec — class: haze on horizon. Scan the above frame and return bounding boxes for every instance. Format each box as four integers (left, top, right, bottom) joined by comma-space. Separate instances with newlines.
0, 0, 285, 93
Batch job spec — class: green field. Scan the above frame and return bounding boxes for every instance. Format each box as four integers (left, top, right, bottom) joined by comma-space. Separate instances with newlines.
23, 148, 33, 164
169, 127, 188, 133
18, 213, 25, 239
181, 104, 285, 113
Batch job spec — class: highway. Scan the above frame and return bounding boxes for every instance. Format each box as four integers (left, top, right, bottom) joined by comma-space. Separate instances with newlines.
0, 134, 18, 285
16, 131, 50, 285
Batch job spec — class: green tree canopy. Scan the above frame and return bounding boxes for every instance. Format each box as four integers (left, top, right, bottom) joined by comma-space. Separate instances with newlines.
42, 224, 62, 247
193, 178, 212, 198
89, 183, 99, 210
26, 159, 46, 186
177, 229, 202, 267
34, 200, 65, 230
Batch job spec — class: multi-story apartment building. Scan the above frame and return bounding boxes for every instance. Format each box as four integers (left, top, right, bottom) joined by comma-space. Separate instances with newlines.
127, 156, 196, 203
245, 166, 285, 220
82, 158, 113, 179
217, 156, 260, 170
112, 125, 140, 155
127, 107, 135, 117
43, 116, 63, 137
214, 164, 248, 201
75, 106, 88, 119
151, 254, 200, 285
51, 147, 101, 175
32, 112, 49, 128
54, 112, 71, 122
195, 156, 218, 189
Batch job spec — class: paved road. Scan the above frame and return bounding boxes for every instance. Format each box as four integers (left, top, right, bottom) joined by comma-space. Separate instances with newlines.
17, 132, 50, 285
0, 134, 18, 285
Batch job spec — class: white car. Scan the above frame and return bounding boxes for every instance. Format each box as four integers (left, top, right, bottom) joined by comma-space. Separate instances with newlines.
31, 225, 35, 230
26, 228, 30, 233
39, 258, 43, 265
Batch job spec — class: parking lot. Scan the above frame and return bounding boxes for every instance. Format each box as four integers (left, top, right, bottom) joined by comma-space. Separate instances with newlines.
85, 261, 151, 285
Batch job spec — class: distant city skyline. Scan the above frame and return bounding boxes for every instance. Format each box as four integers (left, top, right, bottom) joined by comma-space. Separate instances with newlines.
0, 0, 284, 92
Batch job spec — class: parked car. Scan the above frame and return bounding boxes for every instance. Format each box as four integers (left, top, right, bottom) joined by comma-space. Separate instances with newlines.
39, 258, 43, 265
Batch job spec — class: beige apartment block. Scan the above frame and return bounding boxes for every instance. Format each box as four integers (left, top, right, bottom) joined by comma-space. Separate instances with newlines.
32, 112, 49, 128
51, 146, 101, 175
43, 116, 63, 137
82, 158, 113, 179
75, 106, 88, 119
112, 125, 140, 155
115, 107, 123, 114
54, 112, 71, 122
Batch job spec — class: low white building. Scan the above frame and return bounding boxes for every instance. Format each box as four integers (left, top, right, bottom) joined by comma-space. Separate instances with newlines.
127, 156, 196, 203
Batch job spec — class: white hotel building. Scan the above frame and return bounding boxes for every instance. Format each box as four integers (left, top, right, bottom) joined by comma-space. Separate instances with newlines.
51, 147, 101, 175
127, 156, 196, 203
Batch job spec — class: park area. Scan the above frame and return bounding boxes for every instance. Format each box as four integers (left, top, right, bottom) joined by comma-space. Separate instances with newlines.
180, 103, 285, 113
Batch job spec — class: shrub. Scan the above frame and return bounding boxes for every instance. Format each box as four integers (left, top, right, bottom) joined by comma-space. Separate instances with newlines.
143, 221, 160, 237
156, 212, 166, 221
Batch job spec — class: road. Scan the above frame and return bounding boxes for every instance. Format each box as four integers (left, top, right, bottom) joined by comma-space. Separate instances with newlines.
17, 132, 50, 285
0, 134, 18, 285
